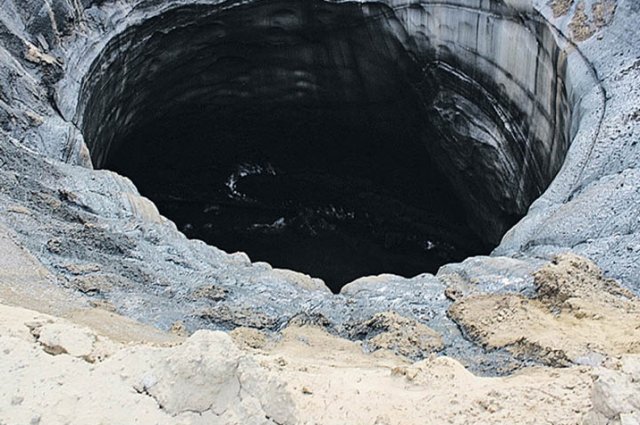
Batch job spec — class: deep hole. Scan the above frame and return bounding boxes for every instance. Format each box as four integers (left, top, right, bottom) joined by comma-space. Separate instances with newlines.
80, 0, 571, 293
107, 92, 491, 293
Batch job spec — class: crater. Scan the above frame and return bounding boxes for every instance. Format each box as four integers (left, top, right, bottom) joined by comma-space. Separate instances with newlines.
76, 0, 572, 293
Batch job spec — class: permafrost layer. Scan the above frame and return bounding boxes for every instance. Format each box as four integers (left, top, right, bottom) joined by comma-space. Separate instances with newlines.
0, 0, 638, 371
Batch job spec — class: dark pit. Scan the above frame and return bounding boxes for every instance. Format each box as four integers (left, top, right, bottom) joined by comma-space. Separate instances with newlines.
78, 0, 572, 293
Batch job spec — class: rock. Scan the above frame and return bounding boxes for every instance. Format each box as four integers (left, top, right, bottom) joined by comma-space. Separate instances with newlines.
0, 303, 297, 425
533, 254, 636, 309
70, 275, 107, 294
550, 0, 574, 17
437, 256, 543, 300
88, 299, 117, 312
169, 321, 189, 337
449, 255, 640, 365
136, 331, 274, 418
570, 0, 597, 41
285, 312, 332, 329
351, 312, 444, 359
32, 322, 96, 358
198, 305, 280, 330
584, 356, 640, 425
230, 327, 271, 350
268, 268, 330, 293
188, 284, 228, 302
60, 263, 102, 275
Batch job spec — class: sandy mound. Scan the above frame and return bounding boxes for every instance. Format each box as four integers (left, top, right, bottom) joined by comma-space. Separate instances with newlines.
449, 254, 640, 365
348, 311, 444, 359
585, 355, 640, 425
0, 303, 296, 425
1, 301, 597, 425
239, 325, 594, 425
2, 254, 640, 424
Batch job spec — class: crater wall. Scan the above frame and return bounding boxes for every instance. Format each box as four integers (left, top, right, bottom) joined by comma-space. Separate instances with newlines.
70, 0, 577, 246
0, 0, 637, 370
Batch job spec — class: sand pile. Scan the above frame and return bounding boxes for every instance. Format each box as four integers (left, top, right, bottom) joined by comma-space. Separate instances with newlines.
1, 254, 639, 424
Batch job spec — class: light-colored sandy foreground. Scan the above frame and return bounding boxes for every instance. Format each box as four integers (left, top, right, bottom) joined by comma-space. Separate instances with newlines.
1, 253, 640, 424
0, 300, 637, 425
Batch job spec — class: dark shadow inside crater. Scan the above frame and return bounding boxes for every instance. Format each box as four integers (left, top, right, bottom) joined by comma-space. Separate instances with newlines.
80, 0, 571, 293
109, 97, 490, 292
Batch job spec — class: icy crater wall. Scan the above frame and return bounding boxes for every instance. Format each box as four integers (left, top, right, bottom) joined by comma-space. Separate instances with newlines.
69, 0, 575, 245
0, 0, 638, 336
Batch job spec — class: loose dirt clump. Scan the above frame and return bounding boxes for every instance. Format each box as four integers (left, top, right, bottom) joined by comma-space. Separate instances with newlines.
568, 0, 617, 41
350, 311, 444, 359
550, 0, 574, 17
570, 1, 597, 41
449, 254, 640, 366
